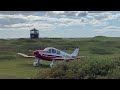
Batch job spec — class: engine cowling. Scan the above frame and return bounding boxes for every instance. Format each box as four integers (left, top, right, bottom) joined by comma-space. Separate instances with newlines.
33, 50, 42, 58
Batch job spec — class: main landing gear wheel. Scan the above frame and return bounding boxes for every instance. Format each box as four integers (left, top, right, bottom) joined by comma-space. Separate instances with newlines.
33, 58, 41, 67
50, 60, 58, 68
33, 62, 39, 67
50, 63, 54, 68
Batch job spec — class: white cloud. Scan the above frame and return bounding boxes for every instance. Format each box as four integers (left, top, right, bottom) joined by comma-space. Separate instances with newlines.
0, 11, 120, 32
106, 13, 120, 21
0, 14, 56, 30
88, 11, 120, 22
88, 11, 108, 13
49, 11, 65, 15
106, 26, 120, 29
1, 11, 120, 38
94, 26, 120, 33
0, 13, 91, 30
46, 11, 88, 17
0, 11, 36, 15
0, 13, 108, 30
0, 14, 28, 25
2, 22, 55, 31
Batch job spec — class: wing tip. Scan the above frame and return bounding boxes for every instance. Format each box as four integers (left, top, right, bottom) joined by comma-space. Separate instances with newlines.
17, 53, 35, 58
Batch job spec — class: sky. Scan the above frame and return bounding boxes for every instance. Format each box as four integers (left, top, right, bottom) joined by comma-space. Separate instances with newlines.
0, 11, 120, 38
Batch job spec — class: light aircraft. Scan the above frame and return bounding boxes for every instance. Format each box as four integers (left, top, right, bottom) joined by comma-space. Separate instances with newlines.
17, 47, 80, 67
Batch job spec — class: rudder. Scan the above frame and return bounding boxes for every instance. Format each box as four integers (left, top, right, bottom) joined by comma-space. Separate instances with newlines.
71, 48, 79, 57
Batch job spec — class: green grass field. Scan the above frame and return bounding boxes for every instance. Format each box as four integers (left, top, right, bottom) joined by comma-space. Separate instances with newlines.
1, 36, 120, 79
0, 58, 51, 79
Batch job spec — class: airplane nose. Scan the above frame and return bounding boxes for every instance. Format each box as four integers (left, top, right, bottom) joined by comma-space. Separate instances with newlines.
33, 50, 41, 58
33, 50, 38, 55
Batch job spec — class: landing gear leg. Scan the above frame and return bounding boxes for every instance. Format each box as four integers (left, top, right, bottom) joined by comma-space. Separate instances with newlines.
33, 58, 41, 67
50, 60, 57, 68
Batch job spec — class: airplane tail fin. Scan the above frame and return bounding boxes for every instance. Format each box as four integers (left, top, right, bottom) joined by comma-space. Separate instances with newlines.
71, 48, 79, 57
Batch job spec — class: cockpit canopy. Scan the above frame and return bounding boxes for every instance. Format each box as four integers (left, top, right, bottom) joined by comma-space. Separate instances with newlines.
44, 47, 61, 55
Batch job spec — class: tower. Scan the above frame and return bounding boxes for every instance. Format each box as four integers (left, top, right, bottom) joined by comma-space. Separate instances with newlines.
30, 28, 39, 39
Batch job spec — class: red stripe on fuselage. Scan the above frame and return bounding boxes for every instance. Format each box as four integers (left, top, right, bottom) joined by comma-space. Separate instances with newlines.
40, 55, 57, 61
33, 50, 61, 61
33, 50, 72, 61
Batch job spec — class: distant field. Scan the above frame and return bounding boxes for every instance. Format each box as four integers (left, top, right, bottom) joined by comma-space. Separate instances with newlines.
0, 36, 120, 79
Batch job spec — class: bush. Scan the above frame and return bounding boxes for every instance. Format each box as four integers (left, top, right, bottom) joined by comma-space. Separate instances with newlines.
33, 56, 120, 79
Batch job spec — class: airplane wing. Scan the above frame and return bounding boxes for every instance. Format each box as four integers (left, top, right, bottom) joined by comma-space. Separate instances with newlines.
52, 56, 85, 60
75, 56, 81, 59
71, 55, 85, 59
76, 56, 85, 59
17, 53, 35, 58
52, 57, 74, 60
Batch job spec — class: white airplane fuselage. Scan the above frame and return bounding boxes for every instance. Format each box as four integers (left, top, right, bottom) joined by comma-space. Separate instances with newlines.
18, 47, 79, 67
33, 47, 75, 61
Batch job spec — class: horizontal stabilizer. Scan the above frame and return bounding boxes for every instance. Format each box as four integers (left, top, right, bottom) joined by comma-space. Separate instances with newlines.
17, 53, 35, 58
